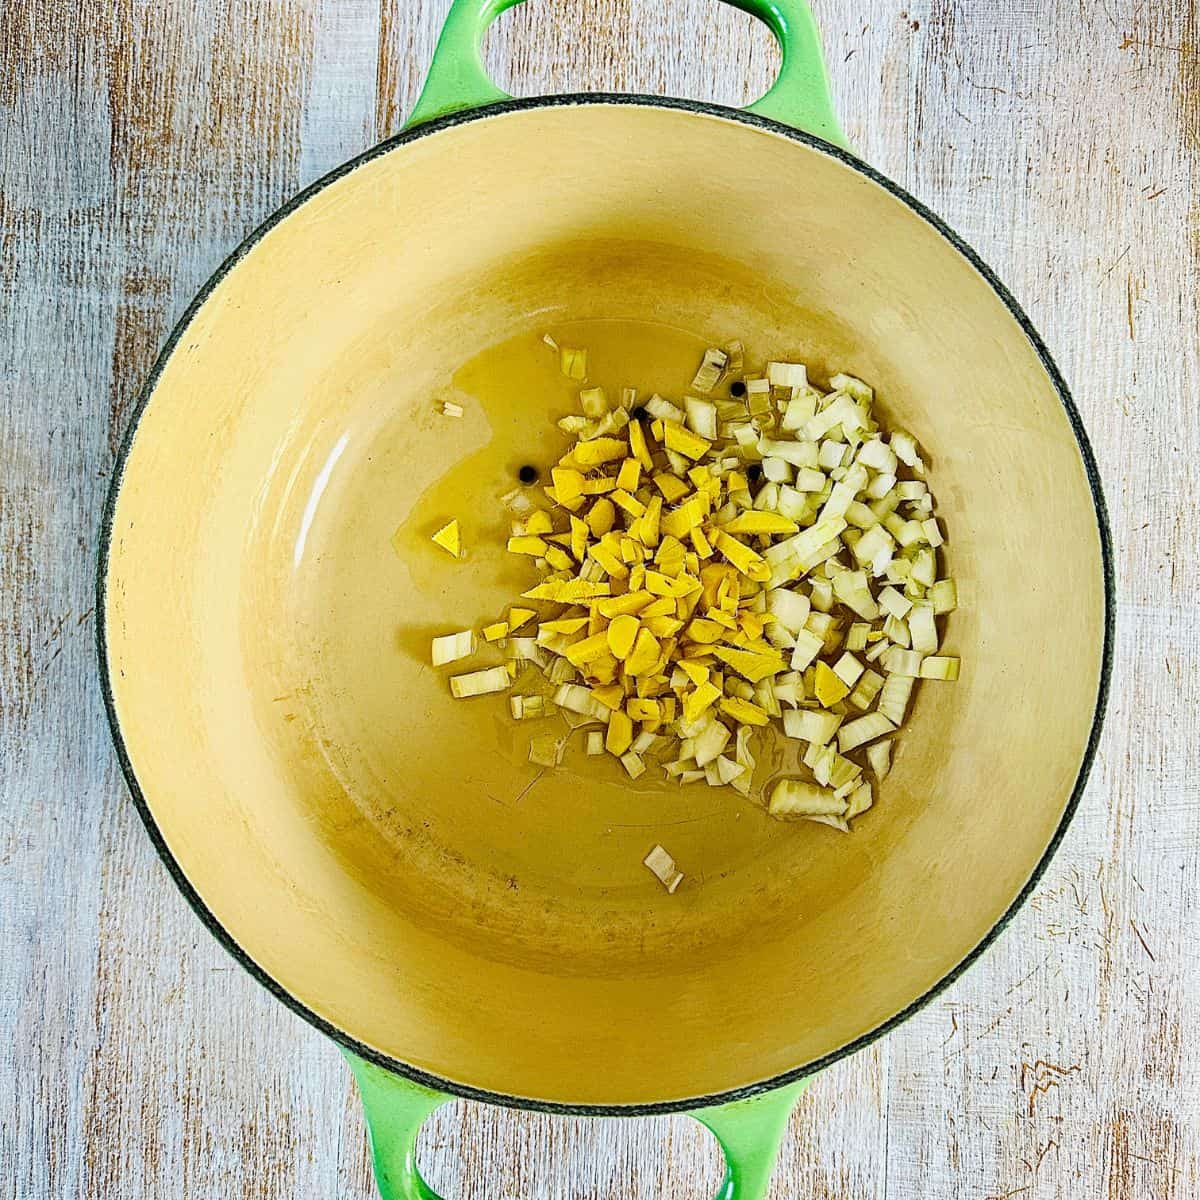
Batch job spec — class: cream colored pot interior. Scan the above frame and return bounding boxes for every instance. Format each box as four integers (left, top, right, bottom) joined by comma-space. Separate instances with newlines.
105, 104, 1106, 1107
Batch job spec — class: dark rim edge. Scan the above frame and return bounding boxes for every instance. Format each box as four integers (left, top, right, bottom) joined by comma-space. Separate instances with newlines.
96, 92, 1116, 1119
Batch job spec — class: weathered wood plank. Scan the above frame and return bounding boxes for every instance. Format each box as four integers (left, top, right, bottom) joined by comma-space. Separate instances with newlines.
1, 1, 1197, 1198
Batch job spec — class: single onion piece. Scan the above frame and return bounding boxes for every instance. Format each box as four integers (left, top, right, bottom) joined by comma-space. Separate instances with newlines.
450, 665, 510, 699
644, 844, 684, 893
769, 778, 846, 818
837, 712, 896, 753
866, 739, 893, 780
431, 630, 476, 666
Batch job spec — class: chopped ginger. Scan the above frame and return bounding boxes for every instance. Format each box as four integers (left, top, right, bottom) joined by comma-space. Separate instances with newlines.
431, 520, 462, 558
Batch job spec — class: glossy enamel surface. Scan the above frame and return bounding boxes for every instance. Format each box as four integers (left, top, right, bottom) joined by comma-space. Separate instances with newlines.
101, 99, 1110, 1109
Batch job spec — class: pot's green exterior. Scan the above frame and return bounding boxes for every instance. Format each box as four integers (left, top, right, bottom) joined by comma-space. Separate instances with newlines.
347, 1051, 811, 1200
406, 0, 849, 148
354, 4, 838, 1195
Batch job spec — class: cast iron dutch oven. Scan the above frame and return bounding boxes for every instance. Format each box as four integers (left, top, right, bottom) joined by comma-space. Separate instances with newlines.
99, 2, 1113, 1195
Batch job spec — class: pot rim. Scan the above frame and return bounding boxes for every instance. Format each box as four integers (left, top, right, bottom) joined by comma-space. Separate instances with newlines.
97, 92, 1116, 1117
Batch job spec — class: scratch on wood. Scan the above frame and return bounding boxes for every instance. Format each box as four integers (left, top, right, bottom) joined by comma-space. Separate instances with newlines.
1129, 918, 1157, 961
982, 1186, 1030, 1200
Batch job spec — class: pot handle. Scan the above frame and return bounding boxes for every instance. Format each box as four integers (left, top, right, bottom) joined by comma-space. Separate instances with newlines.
346, 1051, 811, 1200
405, 0, 848, 148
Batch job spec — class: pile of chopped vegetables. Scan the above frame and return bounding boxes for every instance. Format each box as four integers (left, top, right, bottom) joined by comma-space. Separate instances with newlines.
425, 339, 960, 850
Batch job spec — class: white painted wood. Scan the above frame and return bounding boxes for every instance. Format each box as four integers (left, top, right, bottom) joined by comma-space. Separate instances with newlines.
1, 1, 1195, 1197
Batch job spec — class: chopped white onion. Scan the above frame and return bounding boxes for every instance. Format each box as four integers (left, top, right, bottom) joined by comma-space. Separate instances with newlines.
837, 712, 896, 753
644, 844, 684, 892
451, 665, 510, 699
432, 630, 477, 666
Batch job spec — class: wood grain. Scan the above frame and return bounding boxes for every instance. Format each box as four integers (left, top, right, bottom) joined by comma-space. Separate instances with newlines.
1, 0, 1196, 1197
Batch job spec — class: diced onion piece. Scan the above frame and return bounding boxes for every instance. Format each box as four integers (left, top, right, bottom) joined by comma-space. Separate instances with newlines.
846, 622, 869, 651
508, 636, 547, 665
439, 400, 464, 418
769, 779, 846, 819
788, 628, 825, 671
691, 348, 729, 395
715, 755, 746, 785
837, 712, 896, 753
864, 638, 890, 664
767, 361, 808, 392
866, 472, 896, 500
781, 394, 818, 431
451, 665, 510, 699
783, 708, 842, 746
831, 568, 880, 620
796, 466, 830, 494
866, 739, 893, 780
632, 730, 658, 755
579, 387, 608, 417
817, 463, 868, 523
848, 668, 884, 710
910, 548, 937, 588
586, 730, 605, 755
644, 844, 684, 892
851, 524, 894, 573
845, 500, 878, 531
878, 586, 912, 619
528, 733, 564, 766
882, 648, 923, 676
818, 439, 848, 470
856, 438, 897, 474
908, 603, 939, 655
646, 394, 686, 423
828, 373, 873, 403
877, 674, 915, 725
891, 429, 925, 472
621, 752, 647, 780
920, 655, 961, 681
560, 346, 588, 380
827, 752, 862, 790
767, 588, 811, 636
833, 652, 865, 687
883, 614, 910, 648
759, 438, 820, 469
930, 578, 958, 614
693, 719, 731, 766
432, 630, 476, 666
844, 780, 874, 819
554, 683, 610, 722
685, 396, 719, 440
809, 579, 833, 613
511, 693, 547, 720
805, 394, 866, 442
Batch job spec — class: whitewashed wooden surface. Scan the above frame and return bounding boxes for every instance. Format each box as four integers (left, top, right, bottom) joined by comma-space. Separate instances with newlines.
1, 1, 1196, 1197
